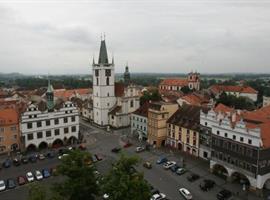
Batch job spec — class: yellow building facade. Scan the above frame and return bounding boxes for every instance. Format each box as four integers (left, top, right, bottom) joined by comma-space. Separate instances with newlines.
147, 102, 178, 147
166, 105, 201, 156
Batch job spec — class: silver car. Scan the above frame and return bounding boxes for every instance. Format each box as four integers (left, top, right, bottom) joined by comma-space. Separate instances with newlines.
179, 188, 192, 200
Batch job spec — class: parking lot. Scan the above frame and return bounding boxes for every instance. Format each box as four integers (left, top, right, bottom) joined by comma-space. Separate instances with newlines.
0, 120, 262, 200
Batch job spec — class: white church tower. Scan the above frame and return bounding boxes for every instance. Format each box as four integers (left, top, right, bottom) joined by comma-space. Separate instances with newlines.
92, 38, 116, 126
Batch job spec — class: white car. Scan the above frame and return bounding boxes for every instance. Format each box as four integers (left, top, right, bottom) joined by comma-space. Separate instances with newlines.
163, 161, 176, 169
179, 188, 192, 200
26, 172, 34, 182
136, 146, 145, 152
0, 180, 6, 191
150, 193, 166, 200
35, 170, 43, 180
58, 154, 69, 160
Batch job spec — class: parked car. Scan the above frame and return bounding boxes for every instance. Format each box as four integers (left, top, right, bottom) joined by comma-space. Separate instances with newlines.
6, 179, 16, 189
156, 157, 168, 164
95, 154, 103, 161
35, 170, 43, 180
46, 151, 55, 158
187, 173, 200, 182
42, 169, 51, 178
111, 147, 121, 153
143, 161, 152, 169
216, 189, 232, 200
13, 158, 21, 166
150, 193, 166, 200
26, 172, 34, 182
123, 142, 132, 148
58, 154, 68, 160
199, 179, 215, 191
179, 188, 192, 200
136, 146, 145, 153
163, 161, 176, 169
17, 176, 27, 185
38, 153, 46, 160
170, 164, 180, 172
78, 144, 87, 150
176, 167, 187, 175
21, 156, 28, 164
2, 159, 11, 168
92, 155, 98, 163
28, 155, 37, 163
0, 180, 6, 191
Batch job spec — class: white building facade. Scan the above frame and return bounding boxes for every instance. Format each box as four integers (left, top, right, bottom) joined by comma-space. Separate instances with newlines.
21, 102, 79, 150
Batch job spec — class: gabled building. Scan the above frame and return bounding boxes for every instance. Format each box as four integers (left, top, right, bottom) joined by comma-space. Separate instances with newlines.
177, 92, 210, 107
159, 72, 200, 94
131, 101, 150, 140
0, 108, 20, 153
201, 103, 270, 192
108, 83, 140, 128
209, 85, 258, 102
167, 105, 201, 156
147, 101, 178, 147
21, 80, 79, 150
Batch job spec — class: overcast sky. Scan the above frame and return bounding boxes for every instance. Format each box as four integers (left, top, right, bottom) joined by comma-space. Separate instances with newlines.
0, 0, 270, 74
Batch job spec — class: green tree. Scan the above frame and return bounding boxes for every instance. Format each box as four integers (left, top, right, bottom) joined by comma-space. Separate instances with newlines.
52, 150, 99, 200
180, 86, 192, 94
28, 183, 47, 200
140, 90, 161, 105
101, 155, 151, 200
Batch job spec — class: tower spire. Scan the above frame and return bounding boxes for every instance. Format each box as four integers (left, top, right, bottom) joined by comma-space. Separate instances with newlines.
46, 76, 54, 111
98, 37, 109, 64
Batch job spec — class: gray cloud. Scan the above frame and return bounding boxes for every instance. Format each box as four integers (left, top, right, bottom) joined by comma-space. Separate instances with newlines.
0, 0, 270, 74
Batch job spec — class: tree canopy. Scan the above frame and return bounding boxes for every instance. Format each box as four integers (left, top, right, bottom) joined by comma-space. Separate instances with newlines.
101, 155, 151, 200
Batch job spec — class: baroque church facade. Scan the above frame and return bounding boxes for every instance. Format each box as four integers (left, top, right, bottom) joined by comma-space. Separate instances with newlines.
92, 39, 140, 128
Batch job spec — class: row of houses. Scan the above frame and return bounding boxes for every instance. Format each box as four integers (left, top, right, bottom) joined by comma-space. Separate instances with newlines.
0, 81, 80, 154
131, 81, 270, 193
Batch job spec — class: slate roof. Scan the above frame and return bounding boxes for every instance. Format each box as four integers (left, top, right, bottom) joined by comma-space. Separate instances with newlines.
167, 104, 201, 131
98, 40, 109, 64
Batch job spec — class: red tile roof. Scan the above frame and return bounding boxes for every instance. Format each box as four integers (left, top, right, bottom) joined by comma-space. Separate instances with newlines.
54, 88, 91, 99
160, 79, 188, 87
210, 85, 258, 94
133, 102, 150, 117
115, 82, 125, 97
180, 93, 209, 106
0, 108, 19, 125
214, 103, 234, 113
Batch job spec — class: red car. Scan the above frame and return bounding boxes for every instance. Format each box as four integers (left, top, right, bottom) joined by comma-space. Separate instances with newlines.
17, 176, 27, 185
123, 142, 132, 148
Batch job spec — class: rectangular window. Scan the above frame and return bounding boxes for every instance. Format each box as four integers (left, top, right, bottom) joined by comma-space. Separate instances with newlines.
54, 119, 59, 125
240, 137, 244, 142
37, 132, 43, 139
54, 129, 59, 136
71, 116, 75, 122
95, 69, 99, 76
28, 133, 33, 140
64, 117, 68, 123
71, 126, 76, 132
10, 126, 17, 131
27, 123, 32, 129
46, 131, 51, 137
130, 100, 134, 108
37, 121, 42, 127
106, 77, 110, 85
233, 135, 236, 140
96, 78, 99, 86
225, 133, 228, 138
64, 127, 69, 134
0, 127, 4, 132
217, 131, 220, 135
105, 69, 111, 76
46, 120, 50, 126
248, 139, 252, 144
